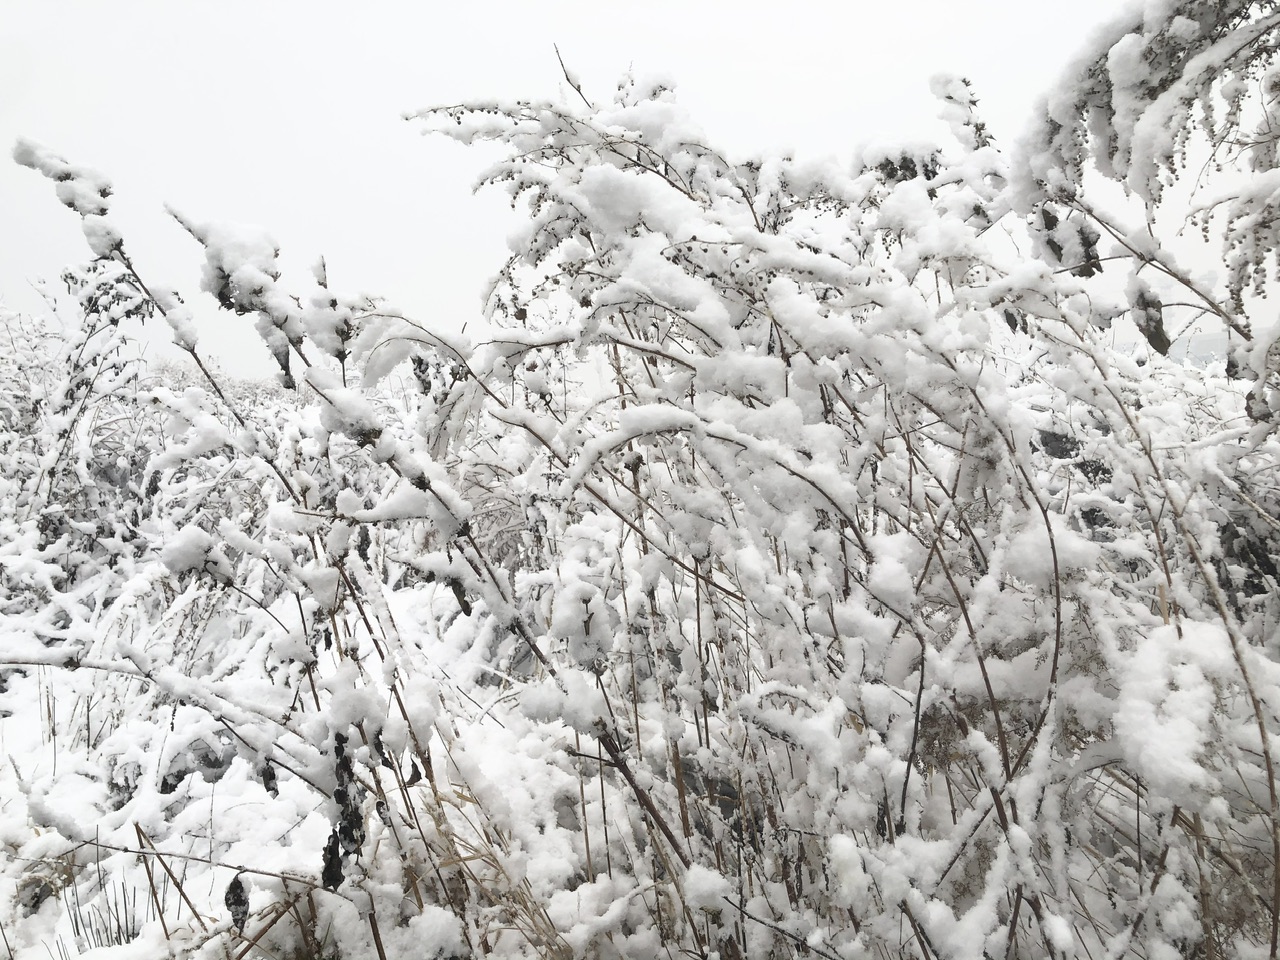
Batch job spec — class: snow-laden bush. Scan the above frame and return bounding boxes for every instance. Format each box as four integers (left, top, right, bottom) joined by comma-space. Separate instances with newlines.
3, 10, 1280, 959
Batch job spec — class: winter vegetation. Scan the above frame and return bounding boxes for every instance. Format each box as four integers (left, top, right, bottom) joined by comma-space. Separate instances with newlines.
3, 4, 1280, 958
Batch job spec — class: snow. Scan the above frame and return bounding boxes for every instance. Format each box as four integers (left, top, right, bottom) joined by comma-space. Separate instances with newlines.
80, 214, 122, 258
13, 138, 113, 216
1114, 623, 1231, 805
160, 524, 215, 573
6, 21, 1280, 958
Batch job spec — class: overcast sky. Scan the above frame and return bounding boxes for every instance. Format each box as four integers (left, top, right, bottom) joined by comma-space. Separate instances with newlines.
2, 1, 1124, 377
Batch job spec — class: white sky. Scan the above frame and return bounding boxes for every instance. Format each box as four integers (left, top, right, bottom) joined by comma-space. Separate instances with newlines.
2, 1, 1124, 377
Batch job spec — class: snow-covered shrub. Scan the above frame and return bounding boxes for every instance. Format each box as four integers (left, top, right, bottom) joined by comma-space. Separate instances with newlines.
2, 13, 1280, 958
